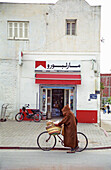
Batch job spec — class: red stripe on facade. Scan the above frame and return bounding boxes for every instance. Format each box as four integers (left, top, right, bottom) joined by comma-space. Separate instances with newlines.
35, 79, 81, 85
36, 74, 81, 79
76, 110, 97, 123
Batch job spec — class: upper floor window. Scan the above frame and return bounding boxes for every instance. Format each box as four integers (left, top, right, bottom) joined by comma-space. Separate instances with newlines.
66, 19, 77, 35
8, 21, 29, 40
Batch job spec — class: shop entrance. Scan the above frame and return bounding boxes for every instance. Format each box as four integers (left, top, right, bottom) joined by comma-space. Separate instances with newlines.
40, 86, 77, 119
52, 89, 64, 117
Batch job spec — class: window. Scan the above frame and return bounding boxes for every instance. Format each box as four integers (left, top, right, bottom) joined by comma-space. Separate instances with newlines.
66, 19, 77, 35
8, 21, 29, 40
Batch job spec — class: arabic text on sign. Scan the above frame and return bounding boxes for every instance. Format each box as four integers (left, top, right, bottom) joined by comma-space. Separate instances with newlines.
47, 63, 80, 69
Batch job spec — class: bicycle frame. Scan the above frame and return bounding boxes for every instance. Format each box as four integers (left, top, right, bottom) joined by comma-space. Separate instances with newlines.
57, 134, 64, 146
45, 133, 63, 143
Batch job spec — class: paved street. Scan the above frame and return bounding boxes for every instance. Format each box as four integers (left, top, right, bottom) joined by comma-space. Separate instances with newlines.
0, 111, 111, 149
0, 149, 111, 170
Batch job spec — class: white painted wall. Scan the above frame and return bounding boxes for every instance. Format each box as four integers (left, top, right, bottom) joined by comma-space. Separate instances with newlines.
77, 60, 98, 110
0, 0, 101, 119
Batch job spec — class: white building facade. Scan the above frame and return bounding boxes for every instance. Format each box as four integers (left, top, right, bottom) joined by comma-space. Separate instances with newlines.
0, 0, 101, 123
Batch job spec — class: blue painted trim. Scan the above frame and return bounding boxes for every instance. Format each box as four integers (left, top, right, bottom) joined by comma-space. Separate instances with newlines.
41, 86, 74, 89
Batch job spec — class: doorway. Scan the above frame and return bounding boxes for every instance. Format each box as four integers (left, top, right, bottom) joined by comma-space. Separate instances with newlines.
52, 89, 64, 117
40, 86, 77, 118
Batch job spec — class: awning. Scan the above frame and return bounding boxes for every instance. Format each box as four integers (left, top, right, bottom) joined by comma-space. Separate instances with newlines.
35, 73, 81, 85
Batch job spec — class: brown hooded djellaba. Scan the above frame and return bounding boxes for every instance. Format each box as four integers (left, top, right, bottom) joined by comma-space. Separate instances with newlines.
58, 104, 78, 148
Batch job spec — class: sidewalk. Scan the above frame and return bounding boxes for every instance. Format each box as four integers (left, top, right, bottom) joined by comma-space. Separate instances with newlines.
101, 109, 111, 131
0, 118, 111, 150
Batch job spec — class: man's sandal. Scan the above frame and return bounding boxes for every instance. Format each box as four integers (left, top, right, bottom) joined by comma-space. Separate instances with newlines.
67, 150, 75, 153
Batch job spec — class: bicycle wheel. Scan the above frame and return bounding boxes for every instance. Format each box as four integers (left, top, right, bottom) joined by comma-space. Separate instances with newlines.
33, 113, 41, 122
77, 132, 88, 152
37, 131, 57, 151
15, 113, 24, 122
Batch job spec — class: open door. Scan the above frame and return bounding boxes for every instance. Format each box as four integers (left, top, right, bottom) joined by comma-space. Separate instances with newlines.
52, 89, 64, 117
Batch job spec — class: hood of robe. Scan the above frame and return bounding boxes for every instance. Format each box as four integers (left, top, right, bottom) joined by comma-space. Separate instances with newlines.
62, 104, 70, 116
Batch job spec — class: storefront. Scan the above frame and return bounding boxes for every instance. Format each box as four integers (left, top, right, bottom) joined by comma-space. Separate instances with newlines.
35, 60, 81, 119
19, 52, 100, 123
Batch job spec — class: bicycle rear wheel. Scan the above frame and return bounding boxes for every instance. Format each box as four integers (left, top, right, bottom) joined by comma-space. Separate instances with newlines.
15, 113, 24, 122
33, 113, 41, 122
77, 132, 88, 152
37, 131, 56, 151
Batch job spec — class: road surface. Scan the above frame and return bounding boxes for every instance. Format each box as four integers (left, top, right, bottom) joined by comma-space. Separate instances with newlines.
0, 149, 111, 170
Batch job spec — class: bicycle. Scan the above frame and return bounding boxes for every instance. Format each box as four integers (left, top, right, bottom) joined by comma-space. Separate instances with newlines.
37, 126, 88, 152
15, 104, 42, 122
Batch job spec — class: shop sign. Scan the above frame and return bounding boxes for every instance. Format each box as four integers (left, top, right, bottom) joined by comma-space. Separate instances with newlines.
35, 60, 81, 72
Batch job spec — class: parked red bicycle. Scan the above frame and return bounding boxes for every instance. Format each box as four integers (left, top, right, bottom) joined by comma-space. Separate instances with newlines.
15, 104, 42, 122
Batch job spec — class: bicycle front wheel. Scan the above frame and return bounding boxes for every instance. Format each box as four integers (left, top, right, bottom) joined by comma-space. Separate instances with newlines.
33, 113, 41, 122
37, 131, 56, 151
77, 132, 88, 152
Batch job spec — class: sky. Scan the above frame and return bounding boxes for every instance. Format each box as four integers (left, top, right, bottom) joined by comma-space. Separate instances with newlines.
0, 0, 110, 73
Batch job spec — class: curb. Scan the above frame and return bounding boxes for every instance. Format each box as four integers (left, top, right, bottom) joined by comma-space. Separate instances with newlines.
0, 146, 111, 150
